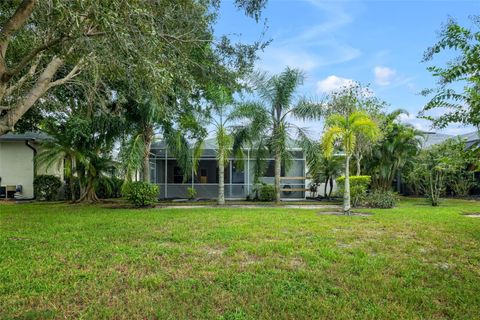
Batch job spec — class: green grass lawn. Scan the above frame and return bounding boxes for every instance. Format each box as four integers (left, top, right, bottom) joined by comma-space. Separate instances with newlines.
1, 198, 480, 319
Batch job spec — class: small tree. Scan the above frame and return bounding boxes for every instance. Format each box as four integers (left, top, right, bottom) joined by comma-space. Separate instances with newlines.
408, 138, 479, 205
306, 143, 343, 199
322, 111, 379, 214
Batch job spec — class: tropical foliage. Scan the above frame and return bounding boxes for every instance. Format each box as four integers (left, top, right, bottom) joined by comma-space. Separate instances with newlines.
336, 175, 371, 208
123, 181, 159, 207
233, 67, 321, 204
0, 0, 267, 135
365, 110, 423, 192
33, 175, 62, 201
306, 144, 343, 199
405, 138, 478, 205
322, 110, 379, 214
420, 16, 480, 129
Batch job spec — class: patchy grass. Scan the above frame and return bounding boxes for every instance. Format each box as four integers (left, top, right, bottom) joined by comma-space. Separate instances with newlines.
1, 198, 480, 319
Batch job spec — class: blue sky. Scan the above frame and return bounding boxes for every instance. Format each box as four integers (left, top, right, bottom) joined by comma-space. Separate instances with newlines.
215, 0, 480, 135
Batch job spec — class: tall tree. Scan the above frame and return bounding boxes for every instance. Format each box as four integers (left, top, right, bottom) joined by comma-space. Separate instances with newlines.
0, 0, 267, 135
322, 111, 379, 215
232, 68, 322, 204
420, 16, 480, 129
323, 83, 384, 176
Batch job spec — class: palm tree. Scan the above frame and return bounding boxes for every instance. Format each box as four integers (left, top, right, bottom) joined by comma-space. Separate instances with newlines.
36, 128, 81, 202
209, 106, 234, 205
76, 153, 117, 202
305, 142, 343, 199
366, 110, 423, 191
322, 111, 379, 214
121, 97, 162, 183
232, 67, 321, 204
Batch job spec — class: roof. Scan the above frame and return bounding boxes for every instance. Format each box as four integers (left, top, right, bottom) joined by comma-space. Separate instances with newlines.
419, 131, 480, 149
0, 131, 49, 142
151, 136, 303, 150
420, 132, 453, 148
459, 131, 480, 143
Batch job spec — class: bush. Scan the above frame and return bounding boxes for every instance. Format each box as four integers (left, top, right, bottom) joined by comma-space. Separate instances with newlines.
187, 187, 197, 200
96, 177, 124, 199
366, 190, 398, 208
122, 181, 159, 207
336, 175, 371, 207
258, 184, 275, 202
34, 175, 62, 201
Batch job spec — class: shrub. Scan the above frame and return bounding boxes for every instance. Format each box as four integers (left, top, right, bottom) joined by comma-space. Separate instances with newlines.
336, 175, 371, 207
258, 184, 275, 202
96, 177, 124, 199
122, 181, 159, 207
450, 174, 476, 197
187, 187, 197, 200
34, 175, 62, 201
367, 190, 398, 208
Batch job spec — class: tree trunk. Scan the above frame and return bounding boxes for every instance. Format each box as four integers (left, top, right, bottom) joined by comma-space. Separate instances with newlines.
274, 149, 281, 204
69, 176, 76, 202
142, 131, 153, 182
356, 155, 362, 176
329, 176, 333, 198
218, 154, 225, 205
77, 176, 98, 203
0, 57, 64, 135
142, 153, 150, 183
343, 156, 351, 215
324, 178, 328, 199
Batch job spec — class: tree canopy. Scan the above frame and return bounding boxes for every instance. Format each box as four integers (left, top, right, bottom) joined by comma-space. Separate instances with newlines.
420, 16, 480, 129
0, 0, 268, 135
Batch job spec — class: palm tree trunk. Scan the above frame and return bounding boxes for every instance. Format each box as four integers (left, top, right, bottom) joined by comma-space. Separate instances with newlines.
142, 155, 150, 182
274, 150, 281, 204
66, 157, 76, 202
324, 178, 328, 198
142, 131, 153, 182
343, 156, 351, 215
329, 177, 333, 198
69, 176, 76, 202
218, 154, 225, 205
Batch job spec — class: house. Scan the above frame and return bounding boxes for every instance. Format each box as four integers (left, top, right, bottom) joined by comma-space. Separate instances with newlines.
420, 132, 453, 148
0, 132, 63, 199
148, 138, 309, 200
459, 131, 480, 149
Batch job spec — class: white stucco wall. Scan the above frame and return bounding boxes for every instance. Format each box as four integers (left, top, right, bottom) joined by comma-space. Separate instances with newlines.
35, 143, 64, 179
0, 141, 35, 198
0, 141, 64, 199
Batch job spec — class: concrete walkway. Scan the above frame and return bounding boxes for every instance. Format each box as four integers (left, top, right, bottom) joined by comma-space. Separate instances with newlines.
155, 204, 342, 209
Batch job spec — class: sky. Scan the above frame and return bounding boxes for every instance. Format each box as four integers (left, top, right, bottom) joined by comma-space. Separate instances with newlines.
215, 0, 480, 136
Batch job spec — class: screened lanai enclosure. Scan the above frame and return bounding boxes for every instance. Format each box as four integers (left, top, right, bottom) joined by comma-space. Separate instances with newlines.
149, 139, 308, 200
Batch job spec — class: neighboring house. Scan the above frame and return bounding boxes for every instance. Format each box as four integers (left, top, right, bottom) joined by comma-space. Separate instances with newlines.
149, 138, 310, 200
0, 132, 63, 199
420, 132, 454, 148
459, 131, 480, 149
420, 131, 480, 149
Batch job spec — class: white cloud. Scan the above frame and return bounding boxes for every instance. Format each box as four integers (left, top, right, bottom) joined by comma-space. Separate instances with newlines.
316, 75, 355, 93
374, 66, 396, 86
